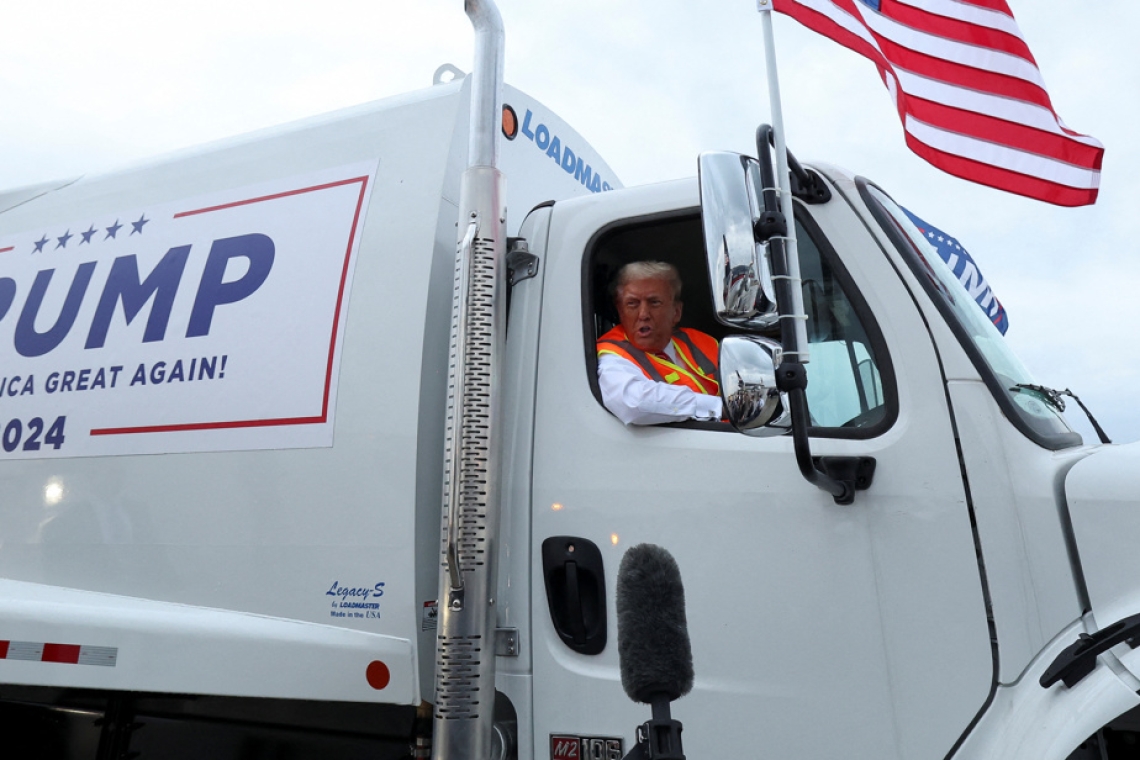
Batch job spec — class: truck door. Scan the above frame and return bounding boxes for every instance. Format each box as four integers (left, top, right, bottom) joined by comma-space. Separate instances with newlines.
526, 180, 994, 760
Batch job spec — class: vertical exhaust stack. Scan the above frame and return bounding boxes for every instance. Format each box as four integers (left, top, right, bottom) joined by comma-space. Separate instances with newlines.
434, 3, 507, 760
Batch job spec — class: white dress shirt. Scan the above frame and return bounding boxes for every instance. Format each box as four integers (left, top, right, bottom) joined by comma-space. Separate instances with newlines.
597, 342, 723, 426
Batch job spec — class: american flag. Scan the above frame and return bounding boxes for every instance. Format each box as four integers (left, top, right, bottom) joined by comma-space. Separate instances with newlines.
771, 0, 1104, 207
902, 207, 1009, 334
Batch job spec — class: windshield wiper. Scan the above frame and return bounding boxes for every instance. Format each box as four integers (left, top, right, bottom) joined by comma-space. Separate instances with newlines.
1010, 384, 1111, 444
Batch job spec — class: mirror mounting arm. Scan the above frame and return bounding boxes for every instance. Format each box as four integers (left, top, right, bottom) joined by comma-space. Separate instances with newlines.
754, 210, 788, 241
697, 136, 861, 503
756, 125, 832, 205
757, 124, 856, 505
775, 362, 854, 505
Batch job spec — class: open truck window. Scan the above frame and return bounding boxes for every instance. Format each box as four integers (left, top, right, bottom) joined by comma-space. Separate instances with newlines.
583, 209, 895, 436
584, 212, 729, 430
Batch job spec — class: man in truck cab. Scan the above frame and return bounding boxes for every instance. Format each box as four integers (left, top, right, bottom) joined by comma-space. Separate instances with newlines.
596, 261, 723, 425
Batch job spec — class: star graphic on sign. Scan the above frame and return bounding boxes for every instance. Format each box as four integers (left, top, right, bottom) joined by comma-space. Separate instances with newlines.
56, 230, 73, 249
105, 220, 122, 239
33, 235, 49, 253
80, 225, 97, 244
131, 215, 149, 235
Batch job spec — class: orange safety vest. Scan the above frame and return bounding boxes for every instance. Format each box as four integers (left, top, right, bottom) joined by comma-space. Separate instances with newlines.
597, 326, 720, 396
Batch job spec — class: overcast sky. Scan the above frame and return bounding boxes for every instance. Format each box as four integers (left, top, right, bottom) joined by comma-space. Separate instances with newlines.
1, 1, 1136, 443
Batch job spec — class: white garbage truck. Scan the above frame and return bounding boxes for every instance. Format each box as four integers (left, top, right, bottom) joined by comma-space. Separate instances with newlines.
0, 2, 1135, 759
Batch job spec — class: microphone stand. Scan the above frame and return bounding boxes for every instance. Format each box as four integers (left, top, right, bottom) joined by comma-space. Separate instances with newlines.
623, 692, 684, 760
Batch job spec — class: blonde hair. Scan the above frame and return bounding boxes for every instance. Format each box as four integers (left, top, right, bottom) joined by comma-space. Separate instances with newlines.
612, 261, 682, 302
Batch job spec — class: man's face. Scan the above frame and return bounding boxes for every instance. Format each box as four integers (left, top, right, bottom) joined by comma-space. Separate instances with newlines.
616, 276, 682, 352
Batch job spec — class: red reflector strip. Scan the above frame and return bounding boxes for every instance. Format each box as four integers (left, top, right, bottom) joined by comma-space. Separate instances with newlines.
0, 641, 117, 667
42, 644, 81, 664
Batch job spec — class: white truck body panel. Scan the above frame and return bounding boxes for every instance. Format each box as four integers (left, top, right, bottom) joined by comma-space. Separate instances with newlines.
0, 578, 416, 702
1066, 442, 1140, 631
0, 77, 616, 706
957, 619, 1140, 758
948, 379, 1086, 682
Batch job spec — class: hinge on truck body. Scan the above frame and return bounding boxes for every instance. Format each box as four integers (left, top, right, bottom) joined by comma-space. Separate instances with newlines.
494, 628, 519, 657
506, 238, 538, 286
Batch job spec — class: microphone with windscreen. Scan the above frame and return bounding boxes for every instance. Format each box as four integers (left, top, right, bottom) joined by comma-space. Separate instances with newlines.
616, 544, 693, 760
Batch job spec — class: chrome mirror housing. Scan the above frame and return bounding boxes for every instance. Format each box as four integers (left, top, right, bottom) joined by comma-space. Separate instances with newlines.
719, 335, 791, 436
698, 151, 778, 330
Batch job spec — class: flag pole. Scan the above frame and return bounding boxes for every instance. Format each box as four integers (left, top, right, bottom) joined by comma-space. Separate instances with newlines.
757, 0, 810, 363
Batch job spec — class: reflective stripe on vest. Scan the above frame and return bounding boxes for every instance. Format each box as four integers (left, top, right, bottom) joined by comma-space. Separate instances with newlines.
598, 339, 667, 382
672, 330, 717, 376
597, 327, 719, 395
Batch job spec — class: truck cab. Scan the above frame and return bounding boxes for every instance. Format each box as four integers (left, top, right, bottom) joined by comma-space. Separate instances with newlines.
506, 160, 1135, 759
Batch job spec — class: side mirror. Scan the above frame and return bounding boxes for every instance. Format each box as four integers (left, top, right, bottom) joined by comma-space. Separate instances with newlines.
719, 335, 791, 436
698, 152, 778, 330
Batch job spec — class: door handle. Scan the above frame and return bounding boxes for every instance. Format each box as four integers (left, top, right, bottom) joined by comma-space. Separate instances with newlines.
541, 536, 607, 655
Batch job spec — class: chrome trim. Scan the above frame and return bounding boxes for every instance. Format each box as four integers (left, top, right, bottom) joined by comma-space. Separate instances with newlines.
434, 167, 506, 760
445, 219, 479, 609
465, 0, 504, 170
698, 151, 779, 330
433, 5, 508, 759
719, 335, 792, 436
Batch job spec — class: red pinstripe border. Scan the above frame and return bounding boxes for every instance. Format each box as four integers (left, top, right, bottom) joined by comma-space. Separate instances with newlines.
90, 175, 370, 437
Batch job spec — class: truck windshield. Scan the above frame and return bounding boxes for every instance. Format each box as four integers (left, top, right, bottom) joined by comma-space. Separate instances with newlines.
858, 180, 1080, 449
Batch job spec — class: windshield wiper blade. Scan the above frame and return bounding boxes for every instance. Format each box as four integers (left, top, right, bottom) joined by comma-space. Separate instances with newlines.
1010, 384, 1111, 444
1010, 383, 1065, 412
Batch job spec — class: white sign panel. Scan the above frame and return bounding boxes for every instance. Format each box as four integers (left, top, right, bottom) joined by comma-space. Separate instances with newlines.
0, 162, 377, 458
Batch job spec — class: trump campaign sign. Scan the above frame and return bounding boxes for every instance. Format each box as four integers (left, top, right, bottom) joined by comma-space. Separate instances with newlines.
0, 162, 376, 458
